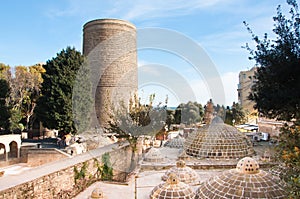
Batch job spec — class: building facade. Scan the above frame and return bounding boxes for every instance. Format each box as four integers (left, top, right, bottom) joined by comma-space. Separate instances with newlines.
237, 67, 258, 123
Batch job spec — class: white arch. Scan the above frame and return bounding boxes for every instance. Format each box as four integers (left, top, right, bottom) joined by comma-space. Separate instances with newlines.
0, 135, 21, 161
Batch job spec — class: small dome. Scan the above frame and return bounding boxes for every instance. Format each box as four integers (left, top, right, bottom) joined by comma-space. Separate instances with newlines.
236, 157, 259, 174
211, 116, 224, 124
150, 173, 195, 199
195, 157, 287, 199
144, 148, 164, 162
184, 118, 254, 159
91, 188, 104, 199
176, 160, 186, 168
166, 136, 185, 148
162, 160, 199, 185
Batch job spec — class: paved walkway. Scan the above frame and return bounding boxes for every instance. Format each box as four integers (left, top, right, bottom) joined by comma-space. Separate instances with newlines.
74, 169, 225, 199
0, 163, 31, 176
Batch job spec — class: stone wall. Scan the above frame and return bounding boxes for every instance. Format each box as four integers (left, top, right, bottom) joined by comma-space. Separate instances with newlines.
0, 142, 140, 199
26, 148, 71, 167
258, 118, 286, 137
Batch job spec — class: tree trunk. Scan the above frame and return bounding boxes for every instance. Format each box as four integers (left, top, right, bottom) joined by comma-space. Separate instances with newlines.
129, 149, 137, 173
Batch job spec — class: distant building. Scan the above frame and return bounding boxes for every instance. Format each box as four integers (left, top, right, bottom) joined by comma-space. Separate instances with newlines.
237, 67, 258, 123
257, 117, 286, 137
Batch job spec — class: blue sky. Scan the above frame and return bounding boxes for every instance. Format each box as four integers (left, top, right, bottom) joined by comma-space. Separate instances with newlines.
0, 0, 289, 106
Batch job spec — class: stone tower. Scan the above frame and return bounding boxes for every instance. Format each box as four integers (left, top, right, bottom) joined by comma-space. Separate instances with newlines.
83, 19, 137, 128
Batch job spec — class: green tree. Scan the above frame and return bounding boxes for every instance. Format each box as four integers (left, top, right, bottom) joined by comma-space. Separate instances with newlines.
224, 106, 233, 125
72, 60, 92, 134
0, 64, 11, 131
166, 109, 175, 130
245, 0, 300, 196
231, 102, 247, 125
106, 94, 166, 172
224, 102, 246, 125
174, 103, 184, 124
278, 124, 300, 197
36, 47, 85, 135
9, 109, 23, 133
0, 79, 10, 130
245, 0, 300, 122
174, 101, 204, 125
214, 104, 226, 120
8, 65, 45, 130
0, 63, 11, 80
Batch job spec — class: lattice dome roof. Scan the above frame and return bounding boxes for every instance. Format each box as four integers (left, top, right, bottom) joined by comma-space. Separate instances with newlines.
184, 117, 254, 159
166, 136, 185, 148
195, 157, 287, 199
161, 160, 199, 185
144, 148, 164, 162
150, 173, 195, 199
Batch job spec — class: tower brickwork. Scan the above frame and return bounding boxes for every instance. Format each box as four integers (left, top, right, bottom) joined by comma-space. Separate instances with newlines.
83, 19, 137, 128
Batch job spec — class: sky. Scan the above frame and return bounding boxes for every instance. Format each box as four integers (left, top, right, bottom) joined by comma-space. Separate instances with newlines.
0, 0, 290, 107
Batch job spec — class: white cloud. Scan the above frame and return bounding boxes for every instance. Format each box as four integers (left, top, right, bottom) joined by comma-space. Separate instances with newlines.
183, 71, 239, 106
138, 59, 150, 67
45, 0, 235, 21
120, 0, 235, 21
221, 71, 239, 105
138, 62, 162, 77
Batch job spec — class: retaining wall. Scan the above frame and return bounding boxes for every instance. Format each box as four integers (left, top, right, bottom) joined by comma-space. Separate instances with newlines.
0, 142, 140, 199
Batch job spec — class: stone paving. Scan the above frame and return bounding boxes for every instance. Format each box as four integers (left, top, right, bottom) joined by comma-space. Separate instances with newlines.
74, 169, 225, 199
0, 163, 31, 176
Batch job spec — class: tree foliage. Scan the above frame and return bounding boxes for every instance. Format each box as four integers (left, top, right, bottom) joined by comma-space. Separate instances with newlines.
0, 63, 12, 131
0, 78, 10, 130
106, 94, 167, 172
36, 47, 84, 135
277, 123, 300, 197
72, 60, 92, 134
165, 109, 175, 129
0, 63, 45, 132
214, 104, 226, 120
174, 101, 204, 125
9, 65, 45, 130
224, 102, 247, 125
245, 0, 300, 122
245, 0, 300, 197
106, 94, 166, 149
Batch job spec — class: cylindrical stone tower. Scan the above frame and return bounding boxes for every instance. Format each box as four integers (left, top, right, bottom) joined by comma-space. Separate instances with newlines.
83, 19, 137, 128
